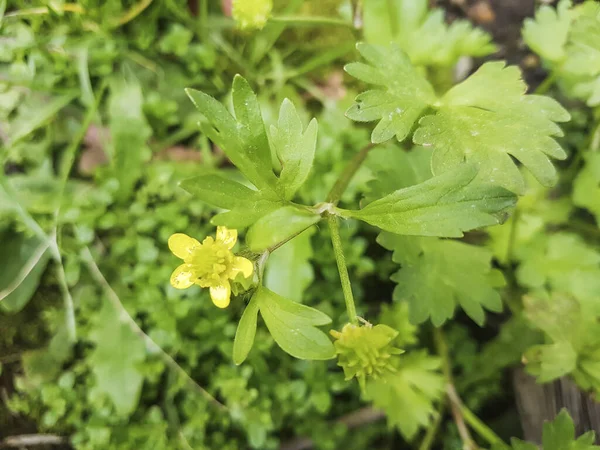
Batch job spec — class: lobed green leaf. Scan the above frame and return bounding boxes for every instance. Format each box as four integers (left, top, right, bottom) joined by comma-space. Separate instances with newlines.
345, 43, 436, 143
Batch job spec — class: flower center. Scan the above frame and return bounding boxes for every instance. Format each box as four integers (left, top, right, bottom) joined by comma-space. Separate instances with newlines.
186, 237, 234, 287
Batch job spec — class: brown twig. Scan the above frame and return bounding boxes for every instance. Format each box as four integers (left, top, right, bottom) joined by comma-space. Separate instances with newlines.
434, 328, 478, 450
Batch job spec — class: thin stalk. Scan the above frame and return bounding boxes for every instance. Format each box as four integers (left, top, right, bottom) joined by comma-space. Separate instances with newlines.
4, 3, 84, 17
54, 251, 77, 342
504, 209, 520, 265
534, 71, 557, 95
327, 215, 358, 324
266, 224, 315, 253
114, 0, 154, 27
435, 328, 478, 450
56, 81, 107, 219
418, 401, 446, 450
199, 0, 208, 40
326, 143, 375, 205
461, 405, 508, 448
269, 15, 355, 29
81, 246, 227, 412
434, 328, 509, 450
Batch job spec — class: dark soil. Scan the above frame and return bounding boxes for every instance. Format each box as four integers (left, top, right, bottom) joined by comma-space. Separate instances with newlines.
437, 0, 545, 87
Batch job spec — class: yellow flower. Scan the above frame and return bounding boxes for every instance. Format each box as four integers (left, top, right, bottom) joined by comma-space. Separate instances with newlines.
232, 0, 272, 30
168, 227, 254, 308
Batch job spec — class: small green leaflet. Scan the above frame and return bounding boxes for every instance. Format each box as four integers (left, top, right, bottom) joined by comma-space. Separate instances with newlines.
179, 171, 282, 228
525, 1, 600, 107
233, 296, 260, 365
524, 341, 577, 383
516, 233, 600, 294
89, 301, 146, 416
378, 232, 504, 326
564, 5, 600, 77
233, 287, 335, 364
522, 0, 572, 63
365, 351, 444, 440
523, 293, 600, 393
342, 164, 516, 238
414, 62, 570, 193
346, 45, 570, 193
543, 410, 598, 450
573, 152, 600, 225
186, 77, 319, 220
245, 205, 320, 252
504, 410, 599, 450
345, 43, 437, 144
565, 4, 600, 106
186, 75, 278, 193
271, 99, 318, 200
364, 0, 494, 68
109, 78, 152, 201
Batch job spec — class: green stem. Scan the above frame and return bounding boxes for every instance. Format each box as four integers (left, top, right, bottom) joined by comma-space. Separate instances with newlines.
114, 0, 154, 26
327, 215, 358, 324
434, 328, 478, 450
56, 81, 107, 214
326, 143, 375, 205
4, 3, 84, 17
505, 209, 519, 265
269, 15, 355, 29
55, 251, 77, 342
418, 401, 446, 450
534, 71, 557, 95
461, 404, 508, 448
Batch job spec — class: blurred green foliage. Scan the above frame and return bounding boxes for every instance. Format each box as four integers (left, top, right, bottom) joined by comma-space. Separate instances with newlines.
1, 0, 600, 449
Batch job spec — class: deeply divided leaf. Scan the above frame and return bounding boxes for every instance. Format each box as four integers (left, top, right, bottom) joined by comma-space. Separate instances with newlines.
363, 0, 494, 67
345, 43, 437, 143
365, 351, 444, 440
271, 99, 318, 200
414, 62, 570, 193
378, 232, 504, 326
523, 0, 572, 62
186, 78, 278, 193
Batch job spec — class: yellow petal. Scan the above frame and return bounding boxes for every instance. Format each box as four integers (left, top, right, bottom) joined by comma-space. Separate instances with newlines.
216, 226, 237, 249
210, 281, 231, 308
231, 256, 254, 279
170, 264, 195, 289
168, 233, 201, 259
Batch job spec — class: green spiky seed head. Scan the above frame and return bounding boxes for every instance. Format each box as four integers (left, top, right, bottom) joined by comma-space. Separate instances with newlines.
330, 322, 404, 390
